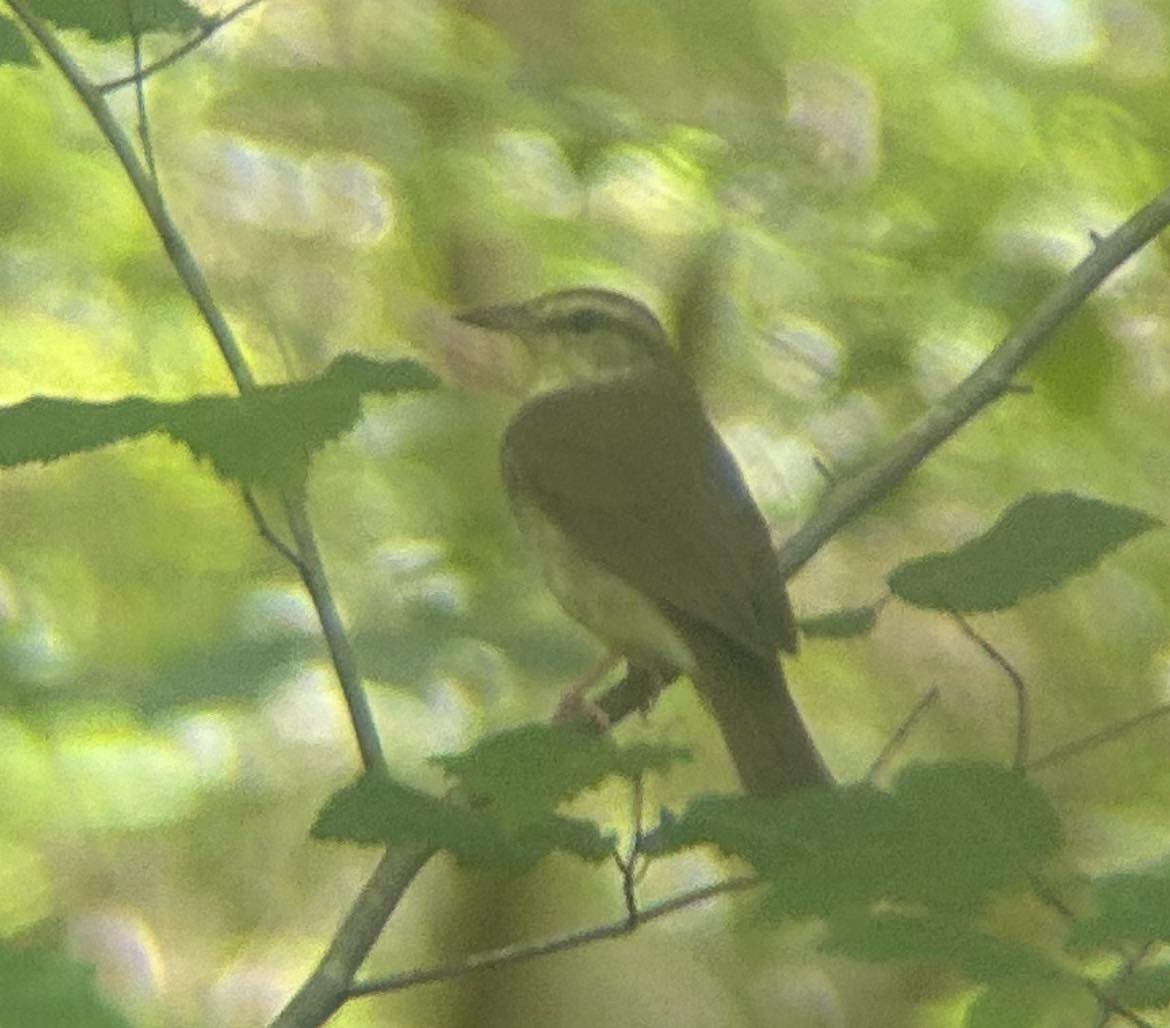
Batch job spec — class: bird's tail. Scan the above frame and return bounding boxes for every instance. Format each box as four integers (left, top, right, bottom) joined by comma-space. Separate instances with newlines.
687, 625, 830, 796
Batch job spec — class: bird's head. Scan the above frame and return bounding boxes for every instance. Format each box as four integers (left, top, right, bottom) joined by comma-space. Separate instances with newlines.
456, 287, 679, 390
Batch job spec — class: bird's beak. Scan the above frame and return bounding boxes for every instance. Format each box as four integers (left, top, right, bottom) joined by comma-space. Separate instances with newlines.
450, 301, 536, 395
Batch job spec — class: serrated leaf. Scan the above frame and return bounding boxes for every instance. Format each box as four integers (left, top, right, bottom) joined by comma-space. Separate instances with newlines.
432, 722, 689, 815
27, 0, 204, 41
799, 605, 878, 638
655, 763, 1060, 923
0, 939, 131, 1028
888, 492, 1160, 612
0, 355, 438, 489
311, 771, 614, 871
1068, 865, 1170, 951
0, 14, 35, 65
657, 784, 905, 917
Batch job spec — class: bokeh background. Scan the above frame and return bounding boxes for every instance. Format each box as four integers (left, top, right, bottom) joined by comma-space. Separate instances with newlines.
1, 0, 1169, 1025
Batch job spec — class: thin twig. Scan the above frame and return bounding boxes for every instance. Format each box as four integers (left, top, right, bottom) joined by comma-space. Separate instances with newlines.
5, 0, 254, 388
1081, 977, 1156, 1028
599, 187, 1170, 729
1026, 702, 1170, 773
1027, 872, 1077, 922
99, 0, 268, 93
613, 776, 645, 919
613, 848, 639, 927
1092, 943, 1154, 1028
951, 615, 1030, 769
864, 687, 940, 782
21, 4, 1170, 1019
241, 488, 306, 573
346, 874, 760, 998
281, 495, 385, 768
2, 0, 385, 776
775, 185, 1170, 581
123, 1, 157, 179
1031, 877, 1157, 1028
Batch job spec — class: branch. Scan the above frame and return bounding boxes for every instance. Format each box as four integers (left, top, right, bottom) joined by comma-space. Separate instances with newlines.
1026, 701, 1170, 773
241, 489, 306, 573
98, 0, 268, 93
270, 844, 434, 1027
1081, 978, 1156, 1028
22, 2, 1170, 1016
2, 0, 384, 775
775, 187, 1170, 579
952, 615, 1030, 769
864, 686, 940, 783
591, 188, 1170, 729
123, 0, 156, 179
4, 0, 254, 390
346, 874, 759, 998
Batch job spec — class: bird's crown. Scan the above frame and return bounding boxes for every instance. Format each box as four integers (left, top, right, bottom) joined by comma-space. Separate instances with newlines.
457, 287, 677, 387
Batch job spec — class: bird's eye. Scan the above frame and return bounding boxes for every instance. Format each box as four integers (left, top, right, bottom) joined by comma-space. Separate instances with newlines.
563, 309, 603, 333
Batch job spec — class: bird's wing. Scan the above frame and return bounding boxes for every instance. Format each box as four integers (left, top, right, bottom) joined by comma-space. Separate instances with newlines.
502, 376, 796, 657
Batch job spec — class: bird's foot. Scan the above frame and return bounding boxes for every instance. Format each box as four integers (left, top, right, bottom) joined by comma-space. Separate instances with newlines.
552, 654, 619, 730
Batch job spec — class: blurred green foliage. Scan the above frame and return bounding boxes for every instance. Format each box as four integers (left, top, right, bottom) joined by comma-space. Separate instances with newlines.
1, 0, 1169, 1026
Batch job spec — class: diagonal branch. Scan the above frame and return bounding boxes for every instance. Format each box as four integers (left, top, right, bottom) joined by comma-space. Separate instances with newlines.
776, 187, 1170, 579
952, 615, 1030, 770
346, 874, 759, 999
98, 0, 268, 93
1, 0, 384, 773
16, 1, 1170, 1020
595, 187, 1170, 729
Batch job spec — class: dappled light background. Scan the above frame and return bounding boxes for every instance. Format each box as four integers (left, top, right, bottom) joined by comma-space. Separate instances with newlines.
1, 0, 1169, 1025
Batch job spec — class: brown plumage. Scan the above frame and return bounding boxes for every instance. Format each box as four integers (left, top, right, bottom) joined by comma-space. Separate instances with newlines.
461, 289, 830, 795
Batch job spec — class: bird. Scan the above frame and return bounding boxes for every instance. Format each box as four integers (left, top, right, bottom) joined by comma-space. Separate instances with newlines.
457, 287, 830, 796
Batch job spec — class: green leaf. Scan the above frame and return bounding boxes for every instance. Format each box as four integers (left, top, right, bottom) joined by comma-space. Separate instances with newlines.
311, 771, 614, 871
1068, 864, 1170, 951
654, 763, 1060, 922
799, 605, 878, 638
0, 355, 439, 490
0, 395, 162, 465
825, 911, 1064, 984
887, 762, 1063, 914
965, 978, 1087, 1028
0, 939, 131, 1028
432, 722, 690, 815
0, 14, 35, 65
315, 725, 689, 870
888, 492, 1160, 612
1107, 963, 1170, 1010
27, 0, 204, 40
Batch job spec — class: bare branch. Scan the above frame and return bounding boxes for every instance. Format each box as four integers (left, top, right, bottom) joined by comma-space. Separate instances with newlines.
98, 0, 268, 93
1081, 977, 1156, 1028
1027, 702, 1170, 773
776, 186, 1170, 580
3, 0, 385, 776
864, 687, 940, 783
1092, 943, 1155, 1028
123, 0, 156, 179
241, 489, 307, 574
952, 615, 1030, 769
271, 844, 434, 1027
346, 874, 759, 998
